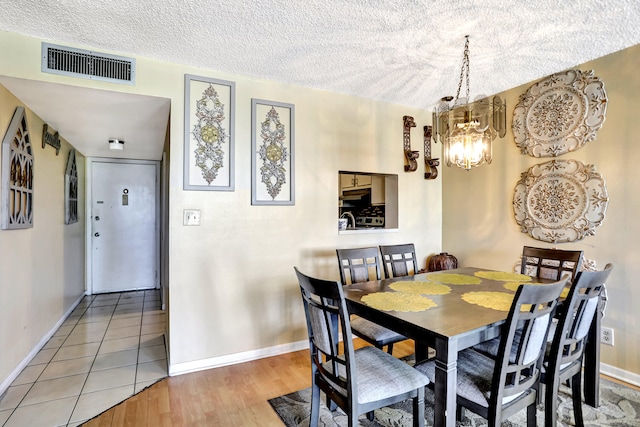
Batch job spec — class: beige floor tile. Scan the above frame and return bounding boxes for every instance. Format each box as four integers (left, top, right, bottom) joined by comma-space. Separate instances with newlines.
72, 320, 110, 334
11, 364, 46, 386
28, 348, 57, 366
92, 349, 138, 371
52, 342, 100, 362
134, 378, 162, 394
104, 325, 141, 340
43, 335, 67, 350
118, 295, 144, 304
69, 384, 134, 424
108, 316, 142, 329
141, 312, 165, 325
21, 373, 87, 406
139, 332, 165, 348
98, 335, 139, 355
0, 409, 12, 425
53, 324, 75, 337
39, 356, 94, 381
138, 344, 166, 363
3, 396, 77, 427
110, 310, 142, 320
60, 316, 81, 329
135, 359, 168, 383
77, 313, 112, 324
141, 322, 165, 335
0, 383, 31, 411
82, 365, 136, 394
63, 330, 106, 346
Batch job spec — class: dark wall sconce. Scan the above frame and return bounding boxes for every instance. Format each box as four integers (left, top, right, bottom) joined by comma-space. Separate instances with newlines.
423, 125, 439, 179
403, 115, 419, 172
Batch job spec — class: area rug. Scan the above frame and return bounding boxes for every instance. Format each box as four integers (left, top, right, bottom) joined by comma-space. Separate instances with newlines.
269, 378, 640, 426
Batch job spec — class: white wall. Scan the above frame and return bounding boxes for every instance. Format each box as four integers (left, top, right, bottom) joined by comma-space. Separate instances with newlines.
0, 31, 443, 376
442, 43, 640, 381
0, 83, 86, 391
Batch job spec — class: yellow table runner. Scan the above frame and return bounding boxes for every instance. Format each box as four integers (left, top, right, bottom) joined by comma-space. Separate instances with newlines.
361, 292, 437, 312
390, 281, 452, 295
503, 281, 570, 299
474, 271, 533, 282
427, 273, 482, 285
461, 291, 516, 311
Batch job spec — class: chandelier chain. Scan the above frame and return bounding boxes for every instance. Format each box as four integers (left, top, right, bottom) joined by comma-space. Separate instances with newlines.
453, 35, 470, 105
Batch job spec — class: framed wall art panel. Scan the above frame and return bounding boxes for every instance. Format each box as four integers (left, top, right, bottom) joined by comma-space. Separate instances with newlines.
251, 99, 295, 205
2, 106, 34, 229
183, 74, 235, 191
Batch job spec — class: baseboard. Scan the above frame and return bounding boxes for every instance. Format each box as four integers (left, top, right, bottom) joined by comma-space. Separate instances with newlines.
0, 294, 85, 397
168, 340, 309, 377
601, 362, 640, 388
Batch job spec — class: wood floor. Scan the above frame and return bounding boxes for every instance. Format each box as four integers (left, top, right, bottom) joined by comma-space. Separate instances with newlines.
82, 339, 413, 426
83, 339, 636, 426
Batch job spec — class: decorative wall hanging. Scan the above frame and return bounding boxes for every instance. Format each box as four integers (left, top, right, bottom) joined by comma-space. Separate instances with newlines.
512, 69, 607, 157
42, 123, 61, 155
423, 125, 439, 179
251, 99, 295, 205
1, 106, 34, 229
65, 149, 78, 224
402, 115, 419, 172
513, 159, 609, 243
183, 74, 235, 191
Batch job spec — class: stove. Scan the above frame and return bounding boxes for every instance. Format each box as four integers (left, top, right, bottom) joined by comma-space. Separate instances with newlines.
355, 216, 384, 227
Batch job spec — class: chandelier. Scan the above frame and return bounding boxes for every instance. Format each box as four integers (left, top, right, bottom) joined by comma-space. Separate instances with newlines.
433, 36, 506, 171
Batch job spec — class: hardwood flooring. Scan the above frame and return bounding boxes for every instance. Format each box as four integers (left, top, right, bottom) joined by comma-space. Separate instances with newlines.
82, 339, 636, 426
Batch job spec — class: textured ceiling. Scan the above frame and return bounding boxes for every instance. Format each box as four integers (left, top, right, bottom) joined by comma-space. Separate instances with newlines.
1, 0, 639, 158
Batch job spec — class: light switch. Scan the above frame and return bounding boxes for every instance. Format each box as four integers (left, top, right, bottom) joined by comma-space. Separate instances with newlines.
183, 209, 201, 226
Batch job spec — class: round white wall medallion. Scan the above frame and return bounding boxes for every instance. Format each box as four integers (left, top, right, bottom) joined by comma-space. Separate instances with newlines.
513, 159, 609, 243
512, 70, 607, 157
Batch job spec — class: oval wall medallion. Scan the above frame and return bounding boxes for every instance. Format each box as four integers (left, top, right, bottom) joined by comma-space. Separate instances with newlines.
512, 69, 607, 157
513, 159, 609, 243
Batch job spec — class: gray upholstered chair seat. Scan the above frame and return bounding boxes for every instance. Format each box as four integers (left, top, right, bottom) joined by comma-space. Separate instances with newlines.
350, 316, 406, 344
415, 349, 524, 406
325, 346, 429, 404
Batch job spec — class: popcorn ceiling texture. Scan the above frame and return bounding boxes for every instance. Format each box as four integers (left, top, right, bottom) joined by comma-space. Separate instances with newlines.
1, 0, 639, 108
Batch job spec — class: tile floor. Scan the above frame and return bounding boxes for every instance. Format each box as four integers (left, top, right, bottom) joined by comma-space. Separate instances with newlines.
0, 290, 167, 427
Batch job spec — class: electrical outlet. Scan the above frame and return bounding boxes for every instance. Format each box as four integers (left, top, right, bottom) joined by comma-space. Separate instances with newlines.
601, 327, 614, 346
183, 209, 201, 226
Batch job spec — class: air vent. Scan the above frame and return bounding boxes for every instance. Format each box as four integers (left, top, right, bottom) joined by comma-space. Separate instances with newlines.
42, 43, 136, 85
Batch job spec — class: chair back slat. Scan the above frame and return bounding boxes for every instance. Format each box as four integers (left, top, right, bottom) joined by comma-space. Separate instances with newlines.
549, 264, 612, 373
493, 278, 568, 405
520, 246, 583, 281
336, 247, 382, 284
295, 267, 357, 403
379, 244, 419, 278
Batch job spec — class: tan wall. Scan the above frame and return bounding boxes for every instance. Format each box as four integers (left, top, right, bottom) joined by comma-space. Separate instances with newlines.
0, 84, 86, 386
443, 44, 640, 378
0, 31, 443, 374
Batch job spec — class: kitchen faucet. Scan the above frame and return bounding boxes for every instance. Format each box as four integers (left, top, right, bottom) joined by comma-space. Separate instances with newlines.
340, 211, 356, 228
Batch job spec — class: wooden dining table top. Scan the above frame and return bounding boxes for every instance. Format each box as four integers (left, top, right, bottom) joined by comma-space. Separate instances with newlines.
343, 266, 559, 344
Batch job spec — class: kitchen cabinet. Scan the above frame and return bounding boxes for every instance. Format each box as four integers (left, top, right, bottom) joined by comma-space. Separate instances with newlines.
340, 174, 372, 190
371, 175, 385, 205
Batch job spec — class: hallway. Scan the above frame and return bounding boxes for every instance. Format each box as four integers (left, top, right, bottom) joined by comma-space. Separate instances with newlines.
0, 290, 167, 426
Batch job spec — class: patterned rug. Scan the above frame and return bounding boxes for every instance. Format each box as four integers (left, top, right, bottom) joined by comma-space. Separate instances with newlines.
269, 377, 640, 426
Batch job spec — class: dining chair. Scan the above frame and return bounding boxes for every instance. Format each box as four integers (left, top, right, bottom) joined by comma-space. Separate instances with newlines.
414, 278, 568, 427
520, 246, 584, 281
542, 263, 613, 427
379, 243, 420, 278
294, 267, 429, 427
474, 246, 585, 359
336, 247, 407, 354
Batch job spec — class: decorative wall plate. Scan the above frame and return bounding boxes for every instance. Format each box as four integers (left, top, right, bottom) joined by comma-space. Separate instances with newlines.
512, 70, 607, 157
513, 159, 609, 243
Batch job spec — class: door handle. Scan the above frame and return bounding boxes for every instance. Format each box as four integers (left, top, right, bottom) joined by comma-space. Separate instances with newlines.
94, 232, 100, 237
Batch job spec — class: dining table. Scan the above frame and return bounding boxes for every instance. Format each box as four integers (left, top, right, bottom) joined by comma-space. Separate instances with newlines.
342, 266, 602, 427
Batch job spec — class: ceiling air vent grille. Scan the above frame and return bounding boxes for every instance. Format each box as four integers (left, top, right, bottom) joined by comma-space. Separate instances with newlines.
41, 43, 136, 85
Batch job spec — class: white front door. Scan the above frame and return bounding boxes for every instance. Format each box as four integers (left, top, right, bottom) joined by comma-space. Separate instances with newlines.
91, 160, 158, 293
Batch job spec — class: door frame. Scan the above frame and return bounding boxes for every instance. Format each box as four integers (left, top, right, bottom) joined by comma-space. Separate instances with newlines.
85, 157, 161, 295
